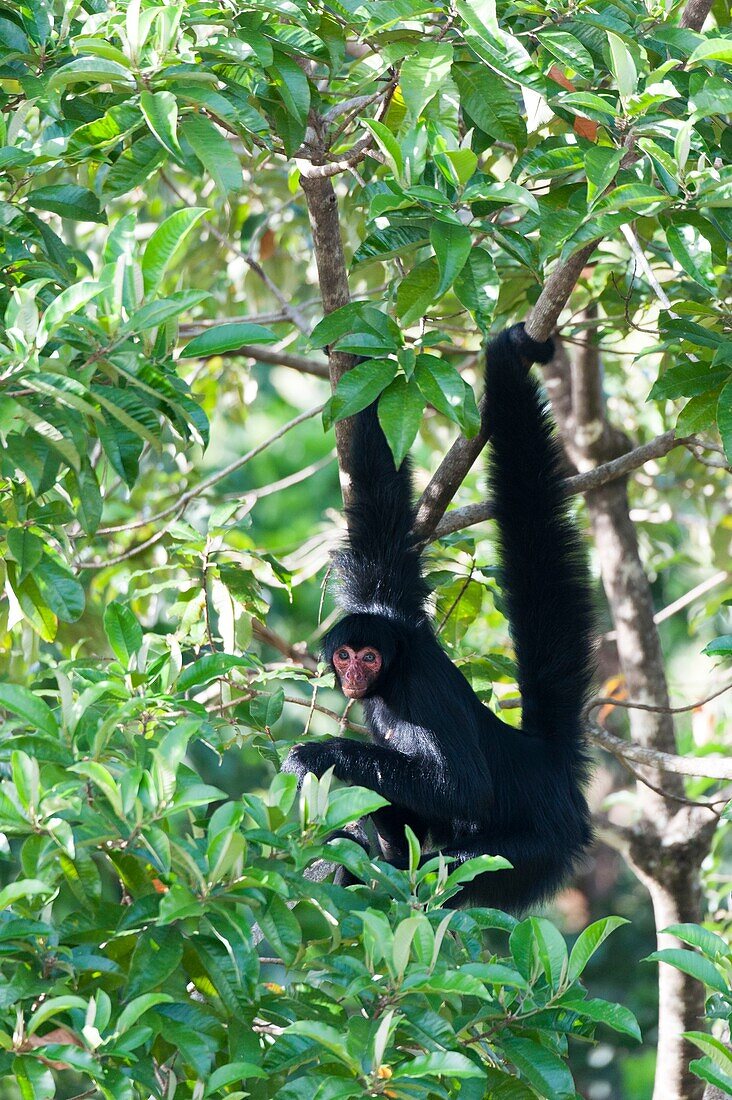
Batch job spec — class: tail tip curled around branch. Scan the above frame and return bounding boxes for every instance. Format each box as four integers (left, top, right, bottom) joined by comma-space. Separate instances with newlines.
507, 322, 555, 366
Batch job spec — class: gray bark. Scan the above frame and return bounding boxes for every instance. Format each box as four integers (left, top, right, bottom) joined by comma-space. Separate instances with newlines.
545, 319, 716, 1100
300, 174, 358, 503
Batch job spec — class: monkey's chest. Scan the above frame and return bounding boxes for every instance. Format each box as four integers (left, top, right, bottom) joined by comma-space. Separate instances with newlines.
365, 700, 435, 755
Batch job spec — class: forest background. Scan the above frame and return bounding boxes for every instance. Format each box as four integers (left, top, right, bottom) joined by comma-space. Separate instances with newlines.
0, 0, 731, 1098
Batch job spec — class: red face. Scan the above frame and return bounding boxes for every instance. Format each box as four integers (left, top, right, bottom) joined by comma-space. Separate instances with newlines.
332, 646, 382, 699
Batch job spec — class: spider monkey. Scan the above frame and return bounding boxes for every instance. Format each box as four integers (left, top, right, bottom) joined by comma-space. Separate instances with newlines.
283, 324, 594, 912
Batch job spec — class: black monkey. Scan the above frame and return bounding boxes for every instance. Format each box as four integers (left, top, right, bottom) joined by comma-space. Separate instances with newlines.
283, 324, 594, 912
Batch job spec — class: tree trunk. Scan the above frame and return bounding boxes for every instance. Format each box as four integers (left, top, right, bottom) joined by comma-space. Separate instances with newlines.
543, 322, 716, 1100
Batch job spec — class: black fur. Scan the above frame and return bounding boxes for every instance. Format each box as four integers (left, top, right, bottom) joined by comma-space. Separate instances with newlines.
283, 324, 594, 912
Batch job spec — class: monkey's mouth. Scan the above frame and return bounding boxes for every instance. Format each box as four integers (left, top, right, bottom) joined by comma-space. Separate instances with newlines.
342, 682, 369, 699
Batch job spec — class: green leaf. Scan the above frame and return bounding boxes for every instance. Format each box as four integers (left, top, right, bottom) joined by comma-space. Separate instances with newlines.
537, 29, 594, 79
258, 894, 302, 965
414, 355, 480, 437
37, 280, 105, 345
438, 148, 478, 187
443, 854, 511, 889
34, 556, 85, 623
70, 463, 102, 536
643, 948, 728, 993
142, 207, 208, 295
323, 787, 389, 832
400, 42, 453, 120
0, 684, 58, 738
26, 184, 106, 223
27, 996, 88, 1036
462, 180, 539, 213
325, 359, 398, 428
180, 322, 278, 358
6, 565, 58, 641
378, 376, 424, 468
104, 602, 143, 666
453, 247, 500, 330
69, 761, 123, 816
310, 303, 400, 350
430, 221, 472, 298
126, 928, 184, 999
663, 923, 731, 960
502, 1034, 575, 1099
585, 146, 622, 207
269, 50, 310, 122
182, 114, 242, 193
115, 993, 173, 1035
6, 530, 43, 584
98, 418, 144, 488
703, 635, 732, 658
122, 291, 210, 333
561, 996, 642, 1041
568, 916, 629, 981
532, 916, 568, 990
598, 183, 668, 213
453, 62, 527, 146
455, 2, 542, 93
397, 259, 440, 326
684, 1031, 732, 1074
716, 377, 732, 464
48, 57, 134, 89
177, 653, 254, 693
607, 32, 637, 99
666, 226, 713, 290
0, 878, 53, 910
649, 362, 730, 400
689, 1057, 732, 1094
688, 38, 732, 66
676, 391, 719, 435
249, 688, 284, 730
392, 1051, 483, 1079
204, 1063, 267, 1094
362, 119, 404, 179
140, 90, 181, 158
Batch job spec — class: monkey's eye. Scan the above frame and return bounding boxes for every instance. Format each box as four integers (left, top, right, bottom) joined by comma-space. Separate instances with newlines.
336, 649, 349, 661
363, 652, 376, 663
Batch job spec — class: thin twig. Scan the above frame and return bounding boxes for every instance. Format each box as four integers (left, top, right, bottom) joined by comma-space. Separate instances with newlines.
615, 754, 728, 818
589, 680, 732, 718
587, 719, 732, 780
90, 403, 324, 537
214, 344, 330, 379
604, 571, 729, 642
162, 173, 310, 335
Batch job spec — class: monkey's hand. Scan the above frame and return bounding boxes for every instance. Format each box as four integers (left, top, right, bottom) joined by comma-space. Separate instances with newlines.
281, 741, 337, 784
281, 737, 363, 786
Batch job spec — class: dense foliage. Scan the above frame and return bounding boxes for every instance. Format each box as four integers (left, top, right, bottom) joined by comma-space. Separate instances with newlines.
0, 0, 730, 1096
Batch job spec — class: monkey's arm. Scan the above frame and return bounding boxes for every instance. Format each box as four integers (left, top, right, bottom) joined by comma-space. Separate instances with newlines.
281, 737, 477, 821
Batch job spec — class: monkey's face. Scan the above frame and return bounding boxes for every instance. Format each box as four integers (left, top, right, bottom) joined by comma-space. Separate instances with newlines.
332, 645, 383, 699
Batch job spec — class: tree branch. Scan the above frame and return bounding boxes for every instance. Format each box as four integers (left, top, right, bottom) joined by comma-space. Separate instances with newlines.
586, 719, 732, 781
83, 403, 323, 551
413, 242, 601, 539
220, 344, 329, 379
525, 241, 600, 343
296, 135, 374, 179
680, 0, 713, 29
251, 619, 319, 672
430, 430, 681, 539
299, 174, 358, 502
